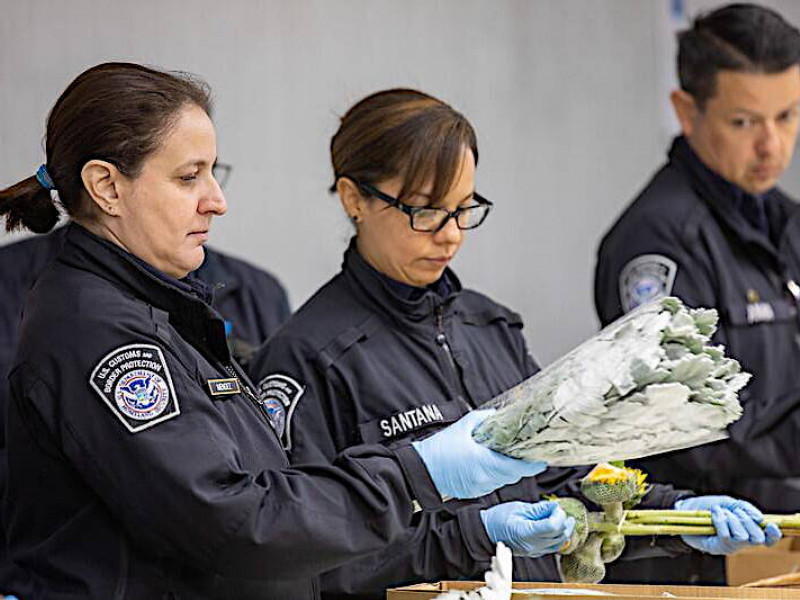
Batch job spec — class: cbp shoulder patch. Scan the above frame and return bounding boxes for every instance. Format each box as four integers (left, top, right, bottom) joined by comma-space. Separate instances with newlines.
256, 374, 305, 450
89, 344, 180, 434
619, 254, 678, 313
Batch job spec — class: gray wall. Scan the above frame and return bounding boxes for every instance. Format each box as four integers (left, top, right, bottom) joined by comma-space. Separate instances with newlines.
2, 0, 799, 365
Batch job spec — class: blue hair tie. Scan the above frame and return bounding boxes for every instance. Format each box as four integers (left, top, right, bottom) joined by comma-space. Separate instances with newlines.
35, 164, 56, 191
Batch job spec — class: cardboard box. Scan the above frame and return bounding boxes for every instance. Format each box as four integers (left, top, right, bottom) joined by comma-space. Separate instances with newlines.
387, 581, 800, 600
727, 539, 800, 586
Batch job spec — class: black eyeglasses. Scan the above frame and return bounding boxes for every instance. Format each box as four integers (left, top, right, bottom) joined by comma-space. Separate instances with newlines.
352, 180, 493, 233
212, 162, 233, 190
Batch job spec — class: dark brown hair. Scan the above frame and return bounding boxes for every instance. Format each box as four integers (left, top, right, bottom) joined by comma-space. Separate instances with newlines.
330, 89, 478, 204
678, 3, 800, 109
0, 62, 211, 233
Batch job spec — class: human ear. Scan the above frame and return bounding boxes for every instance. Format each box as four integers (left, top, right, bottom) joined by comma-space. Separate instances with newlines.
670, 89, 699, 137
337, 177, 366, 224
81, 160, 124, 217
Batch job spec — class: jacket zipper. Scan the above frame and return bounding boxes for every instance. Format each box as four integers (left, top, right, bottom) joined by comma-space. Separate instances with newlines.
435, 306, 473, 407
787, 279, 800, 302
218, 360, 288, 463
222, 363, 273, 430
435, 307, 498, 508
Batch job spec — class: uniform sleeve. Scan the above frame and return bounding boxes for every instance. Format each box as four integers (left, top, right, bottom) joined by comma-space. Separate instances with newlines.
249, 333, 508, 592
247, 333, 352, 466
594, 212, 717, 326
320, 505, 498, 596
14, 333, 445, 582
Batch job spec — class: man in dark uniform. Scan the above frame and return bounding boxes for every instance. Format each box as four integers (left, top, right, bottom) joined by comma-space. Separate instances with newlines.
594, 3, 800, 584
0, 226, 290, 597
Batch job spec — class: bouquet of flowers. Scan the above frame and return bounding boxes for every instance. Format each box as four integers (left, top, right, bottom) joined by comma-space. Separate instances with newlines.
473, 297, 748, 466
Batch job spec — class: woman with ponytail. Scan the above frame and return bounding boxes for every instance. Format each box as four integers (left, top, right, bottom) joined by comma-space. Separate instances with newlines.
0, 63, 546, 600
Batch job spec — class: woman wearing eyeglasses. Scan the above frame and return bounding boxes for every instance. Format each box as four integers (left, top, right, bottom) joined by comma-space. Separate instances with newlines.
248, 89, 777, 600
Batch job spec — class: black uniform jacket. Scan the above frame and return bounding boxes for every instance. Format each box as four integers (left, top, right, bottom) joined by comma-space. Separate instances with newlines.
249, 244, 689, 599
5, 224, 444, 600
0, 226, 290, 596
595, 136, 800, 511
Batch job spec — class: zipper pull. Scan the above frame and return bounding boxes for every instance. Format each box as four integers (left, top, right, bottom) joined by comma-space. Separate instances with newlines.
435, 308, 449, 347
787, 280, 800, 302
222, 363, 261, 403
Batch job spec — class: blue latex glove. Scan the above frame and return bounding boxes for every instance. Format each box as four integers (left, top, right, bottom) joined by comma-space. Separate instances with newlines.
675, 495, 782, 555
480, 500, 575, 558
412, 409, 547, 499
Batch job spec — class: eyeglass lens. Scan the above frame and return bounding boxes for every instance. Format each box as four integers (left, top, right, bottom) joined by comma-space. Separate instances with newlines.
412, 204, 490, 232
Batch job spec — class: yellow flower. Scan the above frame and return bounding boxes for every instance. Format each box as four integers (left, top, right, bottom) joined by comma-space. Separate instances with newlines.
586, 463, 635, 485
634, 468, 648, 495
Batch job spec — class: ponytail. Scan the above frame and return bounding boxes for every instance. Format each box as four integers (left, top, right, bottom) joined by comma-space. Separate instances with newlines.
0, 175, 60, 234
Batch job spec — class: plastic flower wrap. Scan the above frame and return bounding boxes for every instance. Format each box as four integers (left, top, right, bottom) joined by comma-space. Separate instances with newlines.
472, 297, 748, 466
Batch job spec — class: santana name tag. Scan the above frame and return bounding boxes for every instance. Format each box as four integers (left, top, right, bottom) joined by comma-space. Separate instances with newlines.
208, 378, 242, 396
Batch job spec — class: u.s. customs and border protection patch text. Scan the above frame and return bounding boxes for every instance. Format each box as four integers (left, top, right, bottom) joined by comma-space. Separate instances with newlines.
90, 343, 180, 434
256, 374, 305, 450
619, 254, 678, 313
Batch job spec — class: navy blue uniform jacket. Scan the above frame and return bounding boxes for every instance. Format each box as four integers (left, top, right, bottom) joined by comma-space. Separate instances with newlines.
0, 226, 290, 596
5, 224, 442, 600
249, 243, 690, 600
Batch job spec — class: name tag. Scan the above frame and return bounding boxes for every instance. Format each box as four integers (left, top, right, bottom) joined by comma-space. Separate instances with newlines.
207, 378, 242, 396
746, 302, 775, 324
359, 402, 466, 444
379, 404, 445, 438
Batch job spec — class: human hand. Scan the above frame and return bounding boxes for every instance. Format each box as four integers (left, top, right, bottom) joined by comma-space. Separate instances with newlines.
480, 500, 575, 557
412, 409, 547, 499
675, 495, 781, 555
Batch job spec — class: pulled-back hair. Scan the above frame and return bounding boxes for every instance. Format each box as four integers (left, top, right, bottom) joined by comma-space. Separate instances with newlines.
330, 89, 478, 204
0, 62, 211, 233
678, 3, 800, 109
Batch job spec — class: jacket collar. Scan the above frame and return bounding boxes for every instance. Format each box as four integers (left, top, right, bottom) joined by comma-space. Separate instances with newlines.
193, 246, 241, 302
60, 223, 231, 364
669, 136, 799, 258
341, 238, 462, 323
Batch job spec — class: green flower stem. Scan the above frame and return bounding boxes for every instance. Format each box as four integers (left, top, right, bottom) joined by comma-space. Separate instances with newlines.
624, 510, 800, 529
764, 515, 800, 528
625, 515, 713, 526
591, 522, 717, 536
625, 510, 707, 518
590, 511, 800, 536
604, 502, 624, 524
